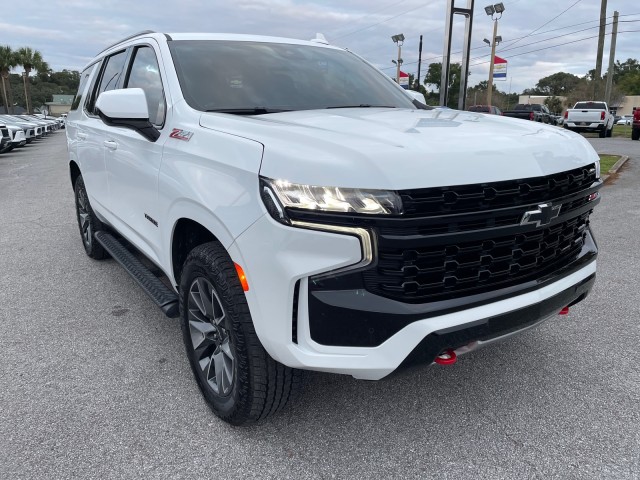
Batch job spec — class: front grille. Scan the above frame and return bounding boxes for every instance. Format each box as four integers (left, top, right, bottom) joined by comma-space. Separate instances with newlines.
290, 164, 600, 305
0, 127, 8, 139
401, 164, 597, 216
364, 212, 591, 303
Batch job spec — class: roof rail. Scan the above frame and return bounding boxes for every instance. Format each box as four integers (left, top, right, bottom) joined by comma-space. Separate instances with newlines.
98, 30, 157, 55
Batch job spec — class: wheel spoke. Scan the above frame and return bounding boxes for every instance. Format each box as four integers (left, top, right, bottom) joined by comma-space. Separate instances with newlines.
212, 349, 227, 393
190, 289, 206, 316
79, 213, 89, 231
189, 321, 216, 353
197, 278, 215, 318
210, 288, 225, 325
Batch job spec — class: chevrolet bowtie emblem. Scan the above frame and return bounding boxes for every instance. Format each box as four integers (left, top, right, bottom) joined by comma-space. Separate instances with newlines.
520, 203, 561, 227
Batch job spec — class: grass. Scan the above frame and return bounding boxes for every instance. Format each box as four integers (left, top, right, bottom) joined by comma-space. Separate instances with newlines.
599, 154, 620, 173
574, 124, 633, 139
612, 124, 634, 138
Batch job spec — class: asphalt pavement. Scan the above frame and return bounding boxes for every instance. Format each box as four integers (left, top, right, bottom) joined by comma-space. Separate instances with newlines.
0, 132, 639, 479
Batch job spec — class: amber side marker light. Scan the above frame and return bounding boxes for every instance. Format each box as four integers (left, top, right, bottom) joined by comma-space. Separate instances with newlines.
234, 263, 249, 291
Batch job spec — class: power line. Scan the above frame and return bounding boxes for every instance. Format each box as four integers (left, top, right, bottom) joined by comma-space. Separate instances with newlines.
377, 15, 640, 72
469, 29, 640, 67
332, 1, 438, 41
376, 18, 614, 71
500, 0, 584, 50
329, 0, 410, 39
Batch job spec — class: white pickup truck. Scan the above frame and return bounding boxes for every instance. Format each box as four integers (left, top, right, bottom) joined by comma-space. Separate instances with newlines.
564, 101, 614, 138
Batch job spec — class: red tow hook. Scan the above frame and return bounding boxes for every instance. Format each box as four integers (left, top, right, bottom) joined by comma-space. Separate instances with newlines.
559, 306, 570, 316
434, 349, 457, 366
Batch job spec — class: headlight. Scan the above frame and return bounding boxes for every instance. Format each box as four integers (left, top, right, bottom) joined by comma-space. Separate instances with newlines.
260, 177, 403, 223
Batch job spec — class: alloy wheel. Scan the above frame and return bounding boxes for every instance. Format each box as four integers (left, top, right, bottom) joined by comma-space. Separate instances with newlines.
188, 277, 235, 396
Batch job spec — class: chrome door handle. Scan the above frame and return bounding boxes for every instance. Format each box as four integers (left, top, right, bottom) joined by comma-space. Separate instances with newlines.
77, 132, 88, 140
103, 140, 118, 150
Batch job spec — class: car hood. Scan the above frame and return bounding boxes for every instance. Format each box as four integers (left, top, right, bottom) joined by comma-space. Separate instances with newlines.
199, 108, 599, 190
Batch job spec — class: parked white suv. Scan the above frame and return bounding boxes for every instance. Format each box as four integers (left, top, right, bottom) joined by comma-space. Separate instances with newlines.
66, 31, 602, 425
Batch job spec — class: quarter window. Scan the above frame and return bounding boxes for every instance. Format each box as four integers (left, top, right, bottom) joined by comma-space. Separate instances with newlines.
71, 65, 96, 111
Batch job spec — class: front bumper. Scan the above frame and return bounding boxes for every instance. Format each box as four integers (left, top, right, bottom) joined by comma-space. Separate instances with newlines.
231, 213, 597, 380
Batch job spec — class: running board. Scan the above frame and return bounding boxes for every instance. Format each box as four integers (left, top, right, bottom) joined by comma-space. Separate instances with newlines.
94, 231, 179, 318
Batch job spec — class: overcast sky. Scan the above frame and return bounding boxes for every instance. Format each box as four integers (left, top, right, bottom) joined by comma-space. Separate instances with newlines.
3, 0, 638, 94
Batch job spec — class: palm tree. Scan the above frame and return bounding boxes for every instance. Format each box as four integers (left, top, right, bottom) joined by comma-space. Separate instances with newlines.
15, 47, 48, 114
0, 45, 18, 114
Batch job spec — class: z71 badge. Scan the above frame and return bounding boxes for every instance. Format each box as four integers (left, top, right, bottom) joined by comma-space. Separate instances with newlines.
169, 128, 194, 141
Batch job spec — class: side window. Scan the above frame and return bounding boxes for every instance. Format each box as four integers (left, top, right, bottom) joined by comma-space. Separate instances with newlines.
126, 46, 166, 127
86, 50, 128, 114
71, 64, 96, 111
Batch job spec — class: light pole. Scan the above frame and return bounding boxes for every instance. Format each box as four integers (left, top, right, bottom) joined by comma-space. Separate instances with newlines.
391, 33, 405, 84
392, 58, 404, 82
485, 3, 505, 106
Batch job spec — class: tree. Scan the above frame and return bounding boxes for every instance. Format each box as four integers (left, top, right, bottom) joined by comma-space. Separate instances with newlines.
544, 95, 563, 114
15, 47, 48, 114
423, 62, 462, 108
535, 72, 581, 96
0, 45, 18, 114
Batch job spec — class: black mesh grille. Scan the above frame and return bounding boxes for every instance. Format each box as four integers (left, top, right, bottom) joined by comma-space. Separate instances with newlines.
401, 164, 597, 216
0, 127, 8, 139
289, 164, 600, 305
364, 212, 591, 302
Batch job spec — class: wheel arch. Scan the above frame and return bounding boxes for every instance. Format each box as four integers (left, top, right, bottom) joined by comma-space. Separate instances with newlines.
171, 217, 219, 286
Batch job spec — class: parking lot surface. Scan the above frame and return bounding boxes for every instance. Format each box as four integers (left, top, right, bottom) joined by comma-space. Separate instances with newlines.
1, 133, 639, 479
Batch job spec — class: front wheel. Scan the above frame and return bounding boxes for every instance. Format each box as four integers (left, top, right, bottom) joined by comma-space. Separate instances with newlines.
180, 242, 303, 425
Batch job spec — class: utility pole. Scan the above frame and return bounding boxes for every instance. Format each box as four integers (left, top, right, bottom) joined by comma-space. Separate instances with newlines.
487, 19, 499, 106
594, 0, 607, 99
605, 11, 619, 105
416, 35, 423, 91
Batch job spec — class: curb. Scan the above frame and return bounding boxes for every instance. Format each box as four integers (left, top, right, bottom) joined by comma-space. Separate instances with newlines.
602, 155, 629, 184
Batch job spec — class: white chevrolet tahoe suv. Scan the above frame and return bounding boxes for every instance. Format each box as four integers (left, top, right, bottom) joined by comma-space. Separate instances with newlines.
66, 31, 602, 425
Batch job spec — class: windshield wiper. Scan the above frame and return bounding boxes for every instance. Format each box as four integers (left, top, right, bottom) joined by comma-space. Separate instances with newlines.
325, 104, 397, 109
205, 107, 292, 115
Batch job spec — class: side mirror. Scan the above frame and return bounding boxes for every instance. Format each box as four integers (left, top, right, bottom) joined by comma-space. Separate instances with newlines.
95, 88, 160, 142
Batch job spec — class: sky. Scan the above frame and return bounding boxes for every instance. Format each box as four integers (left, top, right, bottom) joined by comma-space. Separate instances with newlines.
2, 0, 638, 95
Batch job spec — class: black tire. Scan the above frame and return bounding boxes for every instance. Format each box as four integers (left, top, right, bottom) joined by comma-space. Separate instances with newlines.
74, 175, 108, 260
606, 126, 613, 138
599, 128, 606, 138
632, 128, 640, 141
179, 242, 302, 425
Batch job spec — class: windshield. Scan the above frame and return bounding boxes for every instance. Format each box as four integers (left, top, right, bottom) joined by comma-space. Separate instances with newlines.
168, 40, 418, 113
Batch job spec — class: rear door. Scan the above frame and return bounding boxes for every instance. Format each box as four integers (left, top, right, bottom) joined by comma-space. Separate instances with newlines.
76, 50, 130, 213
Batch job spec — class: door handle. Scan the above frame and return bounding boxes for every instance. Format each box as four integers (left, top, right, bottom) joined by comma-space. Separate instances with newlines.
77, 132, 88, 140
103, 140, 118, 150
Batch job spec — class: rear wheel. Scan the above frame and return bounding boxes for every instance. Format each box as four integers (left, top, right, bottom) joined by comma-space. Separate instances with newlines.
632, 128, 640, 141
180, 242, 303, 425
74, 175, 107, 259
599, 128, 606, 138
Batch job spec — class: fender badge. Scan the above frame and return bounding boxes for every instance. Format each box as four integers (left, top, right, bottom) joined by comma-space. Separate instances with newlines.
169, 128, 194, 141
